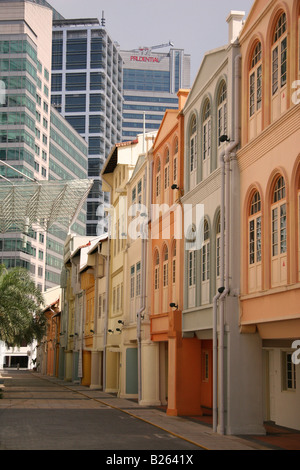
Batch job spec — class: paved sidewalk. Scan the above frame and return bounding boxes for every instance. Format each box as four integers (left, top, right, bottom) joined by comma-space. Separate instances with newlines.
1, 369, 299, 450
29, 373, 270, 450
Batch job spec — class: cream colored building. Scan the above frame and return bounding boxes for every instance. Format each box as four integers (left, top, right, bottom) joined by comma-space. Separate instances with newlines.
182, 12, 264, 434
101, 132, 158, 399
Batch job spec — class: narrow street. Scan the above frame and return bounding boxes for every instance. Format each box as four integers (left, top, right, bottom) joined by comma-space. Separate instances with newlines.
0, 369, 273, 453
0, 370, 205, 452
1, 370, 299, 453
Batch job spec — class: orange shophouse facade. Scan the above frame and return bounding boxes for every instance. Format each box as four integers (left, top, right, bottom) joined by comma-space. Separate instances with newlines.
238, 0, 300, 430
150, 90, 203, 416
42, 295, 61, 377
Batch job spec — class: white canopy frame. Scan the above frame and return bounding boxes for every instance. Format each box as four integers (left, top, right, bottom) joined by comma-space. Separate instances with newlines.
0, 166, 92, 234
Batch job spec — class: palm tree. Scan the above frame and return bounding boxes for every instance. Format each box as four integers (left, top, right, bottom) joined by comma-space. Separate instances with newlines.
0, 264, 45, 347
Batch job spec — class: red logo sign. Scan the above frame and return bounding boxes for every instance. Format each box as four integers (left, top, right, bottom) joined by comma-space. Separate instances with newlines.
130, 56, 160, 63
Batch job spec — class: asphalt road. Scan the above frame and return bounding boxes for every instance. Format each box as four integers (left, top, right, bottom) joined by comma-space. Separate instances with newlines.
0, 370, 203, 455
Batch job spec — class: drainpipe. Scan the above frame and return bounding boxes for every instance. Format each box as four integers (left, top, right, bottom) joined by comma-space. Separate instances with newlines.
103, 182, 112, 392
218, 53, 241, 434
137, 161, 148, 403
213, 153, 225, 433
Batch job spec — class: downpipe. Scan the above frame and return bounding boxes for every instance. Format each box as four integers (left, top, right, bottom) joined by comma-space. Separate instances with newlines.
216, 53, 241, 435
137, 164, 148, 403
103, 182, 112, 392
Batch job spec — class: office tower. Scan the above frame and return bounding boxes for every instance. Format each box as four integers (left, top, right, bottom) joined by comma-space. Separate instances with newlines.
0, 0, 88, 292
120, 45, 190, 141
51, 16, 123, 237
45, 107, 88, 289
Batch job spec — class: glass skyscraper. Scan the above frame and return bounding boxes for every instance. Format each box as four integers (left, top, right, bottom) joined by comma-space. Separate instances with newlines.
0, 0, 88, 291
51, 18, 123, 236
120, 47, 190, 141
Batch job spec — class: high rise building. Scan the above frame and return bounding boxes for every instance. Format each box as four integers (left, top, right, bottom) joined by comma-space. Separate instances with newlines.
0, 0, 88, 291
50, 16, 123, 237
120, 45, 190, 141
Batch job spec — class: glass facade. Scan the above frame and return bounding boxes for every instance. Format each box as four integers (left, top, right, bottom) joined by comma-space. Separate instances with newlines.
120, 48, 190, 141
51, 21, 123, 236
0, 8, 88, 290
123, 69, 170, 92
0, 37, 37, 180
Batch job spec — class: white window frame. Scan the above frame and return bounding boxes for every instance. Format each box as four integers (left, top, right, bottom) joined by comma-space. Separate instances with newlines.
249, 42, 262, 117
163, 247, 168, 287
203, 100, 211, 161
202, 221, 210, 282
188, 250, 196, 288
130, 265, 135, 298
164, 149, 170, 190
154, 251, 159, 290
218, 82, 227, 142
136, 261, 141, 297
249, 192, 262, 265
172, 242, 176, 284
156, 158, 161, 199
282, 351, 296, 391
272, 12, 287, 96
174, 138, 178, 183
272, 177, 286, 257
190, 116, 197, 188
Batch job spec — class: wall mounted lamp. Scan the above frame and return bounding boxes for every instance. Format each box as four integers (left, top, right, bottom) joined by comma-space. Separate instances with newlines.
219, 134, 230, 144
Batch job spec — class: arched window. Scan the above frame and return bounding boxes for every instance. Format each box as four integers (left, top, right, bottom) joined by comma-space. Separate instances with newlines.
173, 137, 178, 183
188, 250, 196, 287
298, 175, 300, 281
154, 249, 160, 314
155, 158, 161, 199
201, 219, 210, 304
172, 241, 176, 284
298, 7, 300, 76
203, 100, 211, 160
162, 245, 169, 312
154, 250, 160, 290
271, 176, 287, 286
249, 42, 262, 116
190, 115, 197, 188
202, 99, 211, 178
248, 190, 262, 293
249, 191, 262, 265
218, 82, 227, 143
202, 220, 210, 282
216, 213, 221, 281
164, 148, 170, 190
272, 12, 287, 96
272, 176, 286, 255
163, 245, 169, 287
186, 225, 196, 308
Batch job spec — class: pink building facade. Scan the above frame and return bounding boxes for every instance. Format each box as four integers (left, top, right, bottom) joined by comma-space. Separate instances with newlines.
238, 0, 300, 430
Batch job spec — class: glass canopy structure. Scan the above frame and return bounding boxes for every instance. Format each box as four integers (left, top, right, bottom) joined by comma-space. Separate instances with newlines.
0, 177, 92, 234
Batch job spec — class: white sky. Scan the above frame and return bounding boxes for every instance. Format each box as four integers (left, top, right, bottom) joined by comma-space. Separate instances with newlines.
49, 0, 254, 83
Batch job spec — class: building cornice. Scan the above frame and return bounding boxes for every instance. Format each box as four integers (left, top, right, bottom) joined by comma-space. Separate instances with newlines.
237, 104, 300, 171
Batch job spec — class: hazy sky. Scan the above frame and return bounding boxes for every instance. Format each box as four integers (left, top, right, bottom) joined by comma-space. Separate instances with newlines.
49, 0, 254, 83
